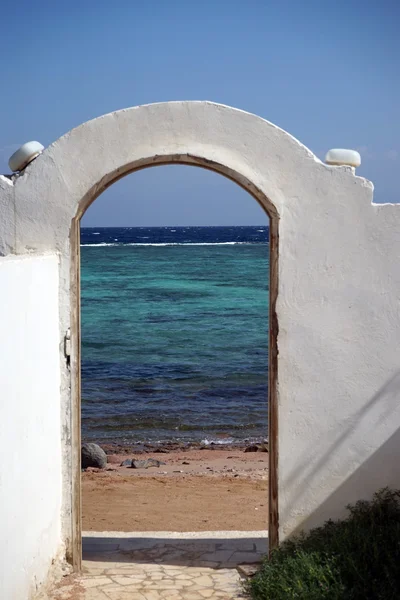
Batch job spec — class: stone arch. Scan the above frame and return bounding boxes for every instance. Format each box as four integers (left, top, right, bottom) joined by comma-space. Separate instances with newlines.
4, 101, 324, 254
6, 102, 293, 566
2, 101, 391, 584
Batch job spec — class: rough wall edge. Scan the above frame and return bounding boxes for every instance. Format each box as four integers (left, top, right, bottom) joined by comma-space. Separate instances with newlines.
373, 201, 400, 208
0, 176, 15, 256
31, 544, 71, 600
0, 251, 59, 262
0, 175, 13, 187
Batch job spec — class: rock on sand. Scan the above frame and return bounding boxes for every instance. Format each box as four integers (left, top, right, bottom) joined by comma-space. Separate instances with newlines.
82, 442, 107, 469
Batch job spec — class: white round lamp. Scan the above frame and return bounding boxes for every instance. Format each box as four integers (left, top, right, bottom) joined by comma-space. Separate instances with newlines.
8, 141, 44, 172
325, 149, 361, 168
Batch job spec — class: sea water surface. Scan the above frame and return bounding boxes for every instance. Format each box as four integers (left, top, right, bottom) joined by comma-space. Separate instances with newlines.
81, 226, 269, 446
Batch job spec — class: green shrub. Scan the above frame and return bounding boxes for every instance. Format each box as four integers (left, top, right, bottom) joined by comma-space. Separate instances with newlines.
247, 489, 400, 599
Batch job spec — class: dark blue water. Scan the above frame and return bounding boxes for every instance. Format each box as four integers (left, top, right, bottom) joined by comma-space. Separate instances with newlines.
81, 226, 269, 446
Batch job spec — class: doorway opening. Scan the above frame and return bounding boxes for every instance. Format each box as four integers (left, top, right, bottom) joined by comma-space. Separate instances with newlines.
70, 158, 278, 595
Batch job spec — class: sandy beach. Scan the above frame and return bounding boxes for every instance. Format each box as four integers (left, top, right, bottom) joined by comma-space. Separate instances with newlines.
82, 448, 268, 531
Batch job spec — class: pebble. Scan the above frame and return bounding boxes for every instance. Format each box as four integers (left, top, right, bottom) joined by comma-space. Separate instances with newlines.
244, 445, 259, 453
132, 458, 166, 469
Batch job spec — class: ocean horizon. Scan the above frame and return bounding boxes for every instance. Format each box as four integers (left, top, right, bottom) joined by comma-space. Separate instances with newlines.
81, 226, 270, 447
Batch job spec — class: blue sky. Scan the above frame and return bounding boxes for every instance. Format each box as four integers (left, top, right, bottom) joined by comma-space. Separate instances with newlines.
1, 0, 398, 225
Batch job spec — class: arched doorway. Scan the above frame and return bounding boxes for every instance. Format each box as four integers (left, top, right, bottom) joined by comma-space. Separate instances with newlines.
9, 100, 339, 576
70, 155, 279, 568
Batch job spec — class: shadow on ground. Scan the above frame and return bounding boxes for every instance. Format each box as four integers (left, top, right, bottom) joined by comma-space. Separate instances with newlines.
82, 531, 268, 569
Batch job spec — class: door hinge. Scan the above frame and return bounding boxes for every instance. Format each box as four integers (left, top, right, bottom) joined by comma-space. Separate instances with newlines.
64, 328, 71, 360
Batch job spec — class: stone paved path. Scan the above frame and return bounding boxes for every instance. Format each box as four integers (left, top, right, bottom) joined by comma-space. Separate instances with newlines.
50, 531, 267, 599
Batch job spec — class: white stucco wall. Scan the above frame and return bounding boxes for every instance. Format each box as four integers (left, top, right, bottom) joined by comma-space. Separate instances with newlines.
0, 254, 63, 600
0, 102, 400, 591
278, 198, 400, 536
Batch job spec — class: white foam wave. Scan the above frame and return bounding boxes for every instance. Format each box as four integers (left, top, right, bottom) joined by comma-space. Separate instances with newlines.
201, 438, 236, 446
125, 242, 252, 246
81, 242, 118, 247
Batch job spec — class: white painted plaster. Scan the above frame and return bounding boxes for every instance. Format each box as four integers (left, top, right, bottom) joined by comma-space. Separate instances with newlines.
0, 254, 63, 599
277, 198, 400, 535
0, 175, 14, 255
1, 102, 400, 592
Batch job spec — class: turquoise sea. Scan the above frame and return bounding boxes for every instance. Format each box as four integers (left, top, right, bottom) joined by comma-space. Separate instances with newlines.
81, 226, 269, 447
